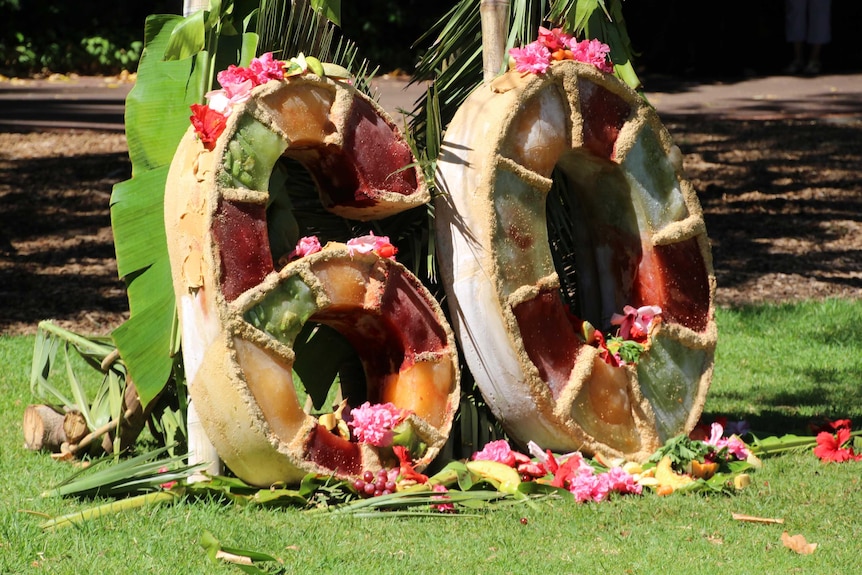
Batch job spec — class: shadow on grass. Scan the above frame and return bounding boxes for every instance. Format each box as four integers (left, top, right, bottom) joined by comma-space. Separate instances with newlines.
0, 147, 130, 333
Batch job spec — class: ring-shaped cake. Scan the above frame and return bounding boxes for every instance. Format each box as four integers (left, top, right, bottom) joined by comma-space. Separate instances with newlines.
165, 75, 459, 486
435, 61, 717, 461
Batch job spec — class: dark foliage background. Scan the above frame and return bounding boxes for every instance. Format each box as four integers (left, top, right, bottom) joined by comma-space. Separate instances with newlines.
1, 0, 860, 77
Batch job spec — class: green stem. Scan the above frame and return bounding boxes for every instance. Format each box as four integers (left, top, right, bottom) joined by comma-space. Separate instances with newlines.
40, 491, 180, 531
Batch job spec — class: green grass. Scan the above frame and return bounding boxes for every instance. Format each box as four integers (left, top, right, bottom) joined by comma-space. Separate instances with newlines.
2, 300, 861, 574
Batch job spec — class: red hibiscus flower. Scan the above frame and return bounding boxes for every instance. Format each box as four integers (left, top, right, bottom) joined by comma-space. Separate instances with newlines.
393, 445, 428, 483
190, 104, 227, 151
814, 427, 862, 463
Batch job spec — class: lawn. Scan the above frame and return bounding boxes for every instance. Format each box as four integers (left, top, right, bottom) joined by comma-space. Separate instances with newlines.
1, 300, 861, 574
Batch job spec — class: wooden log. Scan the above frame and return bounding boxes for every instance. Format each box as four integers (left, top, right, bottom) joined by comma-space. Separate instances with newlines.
63, 411, 88, 445
23, 404, 66, 452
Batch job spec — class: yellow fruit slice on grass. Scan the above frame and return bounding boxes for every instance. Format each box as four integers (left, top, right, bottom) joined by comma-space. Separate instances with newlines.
466, 460, 522, 494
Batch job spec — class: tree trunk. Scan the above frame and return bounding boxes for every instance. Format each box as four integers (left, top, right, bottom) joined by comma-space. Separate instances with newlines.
183, 0, 209, 17
480, 0, 510, 85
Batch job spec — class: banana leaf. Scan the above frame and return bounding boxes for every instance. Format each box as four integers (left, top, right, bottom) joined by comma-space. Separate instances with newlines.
110, 14, 210, 408
110, 1, 369, 409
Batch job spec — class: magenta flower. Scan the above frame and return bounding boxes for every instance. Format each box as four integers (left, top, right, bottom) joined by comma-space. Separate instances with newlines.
570, 38, 614, 73
569, 467, 602, 502
605, 466, 643, 496
473, 439, 518, 467
288, 235, 322, 261
509, 41, 552, 74
611, 304, 662, 342
217, 64, 256, 89
348, 402, 404, 447
567, 465, 642, 502
247, 52, 285, 85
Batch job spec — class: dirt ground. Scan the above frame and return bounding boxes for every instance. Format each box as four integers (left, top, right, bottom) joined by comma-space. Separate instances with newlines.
1, 112, 861, 336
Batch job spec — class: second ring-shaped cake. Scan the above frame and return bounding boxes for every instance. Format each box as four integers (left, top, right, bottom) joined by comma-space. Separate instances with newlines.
435, 60, 717, 461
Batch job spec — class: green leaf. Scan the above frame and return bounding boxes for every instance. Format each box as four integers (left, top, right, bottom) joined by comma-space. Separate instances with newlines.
111, 258, 176, 407
110, 168, 170, 279
310, 0, 341, 26
164, 8, 206, 61
42, 444, 199, 498
124, 16, 207, 173
111, 13, 208, 407
41, 491, 179, 531
292, 325, 356, 410
64, 343, 93, 428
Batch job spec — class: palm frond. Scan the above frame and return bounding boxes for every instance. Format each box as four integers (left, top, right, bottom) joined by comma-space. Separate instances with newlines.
257, 0, 376, 95
42, 444, 202, 498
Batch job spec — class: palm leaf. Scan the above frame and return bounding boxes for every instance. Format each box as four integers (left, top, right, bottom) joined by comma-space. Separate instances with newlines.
548, 0, 641, 89
42, 444, 200, 498
30, 321, 127, 435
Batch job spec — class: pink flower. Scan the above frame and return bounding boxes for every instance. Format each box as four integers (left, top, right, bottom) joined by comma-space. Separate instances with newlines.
247, 52, 285, 85
348, 402, 404, 447
288, 236, 322, 261
705, 422, 751, 461
205, 79, 254, 116
570, 38, 614, 73
431, 484, 456, 513
509, 41, 552, 74
611, 304, 662, 342
473, 439, 518, 466
157, 465, 178, 490
569, 467, 602, 502
217, 64, 256, 89
604, 466, 643, 495
346, 232, 398, 260
567, 465, 642, 502
537, 26, 574, 52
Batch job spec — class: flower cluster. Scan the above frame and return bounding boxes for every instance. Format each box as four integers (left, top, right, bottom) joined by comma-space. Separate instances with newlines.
189, 52, 349, 150
509, 26, 613, 76
813, 419, 862, 463
346, 232, 398, 260
537, 448, 642, 502
573, 304, 662, 367
348, 401, 405, 447
703, 422, 751, 463
190, 52, 285, 149
611, 305, 662, 343
283, 233, 398, 263
474, 439, 642, 502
